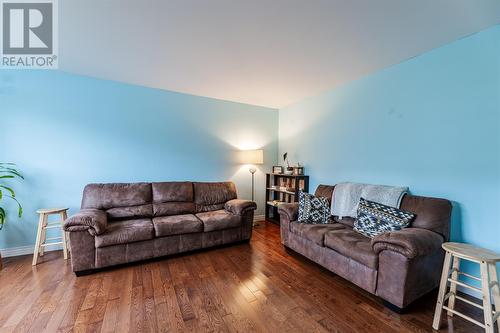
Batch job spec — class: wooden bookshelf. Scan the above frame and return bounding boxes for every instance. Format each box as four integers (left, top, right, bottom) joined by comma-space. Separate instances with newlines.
265, 173, 309, 224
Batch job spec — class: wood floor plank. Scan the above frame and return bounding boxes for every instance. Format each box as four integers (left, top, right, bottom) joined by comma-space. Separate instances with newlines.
130, 285, 145, 332
163, 282, 187, 332
43, 274, 87, 332
0, 220, 484, 333
150, 263, 171, 333
114, 268, 133, 333
88, 272, 113, 325
173, 284, 196, 322
100, 298, 119, 333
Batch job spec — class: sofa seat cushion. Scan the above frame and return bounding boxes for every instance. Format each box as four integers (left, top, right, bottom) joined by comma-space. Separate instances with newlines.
290, 222, 345, 246
196, 210, 241, 232
153, 214, 203, 237
95, 218, 154, 248
324, 228, 378, 269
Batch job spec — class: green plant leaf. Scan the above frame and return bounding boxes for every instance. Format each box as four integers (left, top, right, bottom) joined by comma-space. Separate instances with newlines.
0, 166, 19, 171
0, 207, 5, 230
0, 168, 24, 179
0, 162, 23, 225
5, 195, 22, 218
0, 164, 17, 171
0, 185, 15, 197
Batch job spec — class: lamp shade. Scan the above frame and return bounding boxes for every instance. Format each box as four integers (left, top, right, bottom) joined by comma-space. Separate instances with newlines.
238, 149, 264, 164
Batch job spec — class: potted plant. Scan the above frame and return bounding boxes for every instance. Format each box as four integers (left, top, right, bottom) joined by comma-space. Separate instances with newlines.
0, 163, 23, 269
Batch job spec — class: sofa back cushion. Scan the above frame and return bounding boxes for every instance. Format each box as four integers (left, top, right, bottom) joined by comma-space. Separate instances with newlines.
314, 184, 335, 203
81, 181, 240, 218
152, 182, 195, 216
399, 194, 451, 241
193, 182, 237, 212
315, 184, 452, 240
81, 183, 153, 220
315, 185, 357, 227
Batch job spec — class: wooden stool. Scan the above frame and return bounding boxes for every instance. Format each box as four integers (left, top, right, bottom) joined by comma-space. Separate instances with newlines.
433, 242, 500, 333
32, 208, 69, 266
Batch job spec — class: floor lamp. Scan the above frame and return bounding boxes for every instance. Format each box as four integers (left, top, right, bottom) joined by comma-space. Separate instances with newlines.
239, 149, 264, 225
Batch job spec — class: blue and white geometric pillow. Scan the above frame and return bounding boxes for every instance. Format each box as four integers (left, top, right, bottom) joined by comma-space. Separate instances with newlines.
354, 197, 415, 238
298, 191, 330, 224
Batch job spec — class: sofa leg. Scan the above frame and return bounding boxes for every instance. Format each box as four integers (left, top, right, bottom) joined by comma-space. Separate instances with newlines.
383, 300, 406, 314
75, 269, 94, 277
283, 245, 294, 255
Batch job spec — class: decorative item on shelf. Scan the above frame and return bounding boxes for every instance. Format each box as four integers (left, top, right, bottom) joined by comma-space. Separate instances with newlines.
268, 200, 281, 207
238, 149, 264, 201
272, 166, 283, 174
0, 162, 24, 270
283, 152, 294, 175
293, 164, 304, 175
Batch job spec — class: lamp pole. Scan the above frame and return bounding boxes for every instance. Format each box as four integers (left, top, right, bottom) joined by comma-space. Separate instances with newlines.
249, 167, 257, 227
238, 149, 263, 227
249, 167, 256, 201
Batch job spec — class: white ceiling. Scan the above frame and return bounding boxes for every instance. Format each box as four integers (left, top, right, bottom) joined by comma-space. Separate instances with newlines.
60, 0, 500, 108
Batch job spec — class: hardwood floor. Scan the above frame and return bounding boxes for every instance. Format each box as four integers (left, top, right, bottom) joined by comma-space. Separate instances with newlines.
0, 221, 486, 333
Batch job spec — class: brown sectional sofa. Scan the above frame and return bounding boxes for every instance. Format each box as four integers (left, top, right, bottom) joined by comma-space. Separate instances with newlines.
278, 184, 452, 311
64, 181, 256, 275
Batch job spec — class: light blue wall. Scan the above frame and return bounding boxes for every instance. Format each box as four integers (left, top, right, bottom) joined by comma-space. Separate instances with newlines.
0, 71, 278, 249
1, 24, 499, 290
280, 25, 500, 280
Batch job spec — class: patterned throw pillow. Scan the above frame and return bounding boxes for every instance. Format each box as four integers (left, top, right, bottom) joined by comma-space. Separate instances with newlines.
354, 198, 415, 238
298, 191, 330, 224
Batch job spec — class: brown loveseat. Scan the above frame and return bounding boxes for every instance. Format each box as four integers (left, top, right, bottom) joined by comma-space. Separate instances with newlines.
64, 181, 256, 275
278, 184, 452, 311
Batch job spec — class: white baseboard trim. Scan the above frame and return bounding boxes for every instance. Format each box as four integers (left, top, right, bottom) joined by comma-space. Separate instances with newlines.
1, 244, 63, 258
254, 214, 265, 221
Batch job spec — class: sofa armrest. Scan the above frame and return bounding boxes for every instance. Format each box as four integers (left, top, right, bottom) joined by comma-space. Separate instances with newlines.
277, 203, 299, 221
63, 209, 107, 236
371, 228, 444, 259
225, 199, 257, 215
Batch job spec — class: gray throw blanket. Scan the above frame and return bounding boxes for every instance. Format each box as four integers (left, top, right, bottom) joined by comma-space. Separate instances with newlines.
331, 182, 408, 218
